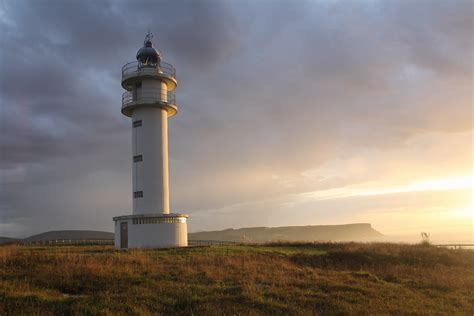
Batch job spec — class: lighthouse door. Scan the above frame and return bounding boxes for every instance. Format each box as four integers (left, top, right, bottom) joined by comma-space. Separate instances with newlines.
120, 222, 128, 249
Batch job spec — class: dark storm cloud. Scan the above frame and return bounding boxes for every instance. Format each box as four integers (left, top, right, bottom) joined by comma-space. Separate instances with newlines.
0, 0, 471, 237
0, 0, 243, 235
0, 0, 239, 164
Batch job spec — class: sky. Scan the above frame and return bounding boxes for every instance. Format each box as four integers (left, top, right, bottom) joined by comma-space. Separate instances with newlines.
0, 0, 472, 242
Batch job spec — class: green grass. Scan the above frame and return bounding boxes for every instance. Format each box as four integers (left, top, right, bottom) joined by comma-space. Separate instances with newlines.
1, 242, 473, 315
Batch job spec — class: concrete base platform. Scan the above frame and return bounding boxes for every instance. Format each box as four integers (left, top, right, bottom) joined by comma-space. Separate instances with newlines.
113, 213, 188, 249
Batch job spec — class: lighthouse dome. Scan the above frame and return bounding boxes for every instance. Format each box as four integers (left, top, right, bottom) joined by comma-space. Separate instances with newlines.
136, 36, 161, 66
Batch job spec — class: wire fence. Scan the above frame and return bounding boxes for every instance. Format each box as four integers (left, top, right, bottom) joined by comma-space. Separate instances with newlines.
14, 239, 474, 249
188, 240, 242, 246
434, 244, 474, 250
23, 239, 114, 245
20, 239, 241, 246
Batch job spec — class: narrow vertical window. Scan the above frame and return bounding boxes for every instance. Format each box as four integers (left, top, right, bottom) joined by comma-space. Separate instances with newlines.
133, 120, 142, 128
133, 191, 143, 198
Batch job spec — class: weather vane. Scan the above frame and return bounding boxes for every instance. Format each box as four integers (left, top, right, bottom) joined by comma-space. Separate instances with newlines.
145, 29, 153, 42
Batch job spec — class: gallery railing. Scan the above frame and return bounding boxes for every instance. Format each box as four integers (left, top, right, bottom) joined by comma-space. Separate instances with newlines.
122, 61, 176, 79
122, 90, 176, 109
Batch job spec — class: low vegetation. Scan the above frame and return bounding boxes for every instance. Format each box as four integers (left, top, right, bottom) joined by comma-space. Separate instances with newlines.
1, 242, 473, 315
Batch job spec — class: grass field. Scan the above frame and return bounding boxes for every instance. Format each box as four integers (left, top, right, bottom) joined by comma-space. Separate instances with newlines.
1, 242, 473, 315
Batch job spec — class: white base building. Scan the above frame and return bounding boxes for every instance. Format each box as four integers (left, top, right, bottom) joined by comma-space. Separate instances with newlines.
113, 34, 188, 249
113, 214, 188, 249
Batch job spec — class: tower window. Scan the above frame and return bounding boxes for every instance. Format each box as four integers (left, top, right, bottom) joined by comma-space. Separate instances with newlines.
133, 120, 142, 128
133, 155, 143, 162
133, 191, 143, 198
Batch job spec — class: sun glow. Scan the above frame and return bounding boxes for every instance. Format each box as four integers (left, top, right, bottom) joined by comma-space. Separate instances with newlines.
295, 174, 473, 240
447, 207, 474, 219
406, 176, 473, 193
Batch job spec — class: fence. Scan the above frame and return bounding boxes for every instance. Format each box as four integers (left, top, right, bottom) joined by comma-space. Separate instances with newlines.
188, 240, 241, 246
18, 240, 474, 249
21, 239, 241, 246
23, 239, 114, 245
434, 244, 474, 250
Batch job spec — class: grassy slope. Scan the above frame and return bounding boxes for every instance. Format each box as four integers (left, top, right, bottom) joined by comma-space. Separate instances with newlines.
1, 243, 473, 315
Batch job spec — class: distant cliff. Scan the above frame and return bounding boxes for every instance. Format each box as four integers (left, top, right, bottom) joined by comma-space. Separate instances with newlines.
189, 223, 383, 242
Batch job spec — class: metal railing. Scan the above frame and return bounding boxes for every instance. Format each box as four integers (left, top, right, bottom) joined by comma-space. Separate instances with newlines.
434, 244, 474, 250
122, 61, 176, 79
188, 240, 242, 246
19, 239, 240, 247
23, 239, 114, 245
122, 90, 176, 109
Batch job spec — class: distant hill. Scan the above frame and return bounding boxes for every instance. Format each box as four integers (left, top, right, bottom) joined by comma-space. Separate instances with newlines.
23, 230, 114, 243
0, 237, 20, 245
189, 223, 383, 242
0, 224, 383, 245
0, 230, 114, 245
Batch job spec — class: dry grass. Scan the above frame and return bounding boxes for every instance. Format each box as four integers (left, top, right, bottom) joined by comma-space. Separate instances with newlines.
1, 242, 473, 315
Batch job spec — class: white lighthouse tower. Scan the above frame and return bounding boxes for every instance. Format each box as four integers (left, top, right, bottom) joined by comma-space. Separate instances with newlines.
113, 33, 188, 249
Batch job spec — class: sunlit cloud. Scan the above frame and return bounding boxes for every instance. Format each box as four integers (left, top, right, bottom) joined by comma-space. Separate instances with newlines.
300, 175, 473, 201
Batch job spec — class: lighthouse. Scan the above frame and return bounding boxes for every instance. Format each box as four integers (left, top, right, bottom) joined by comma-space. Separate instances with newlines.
113, 33, 188, 249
